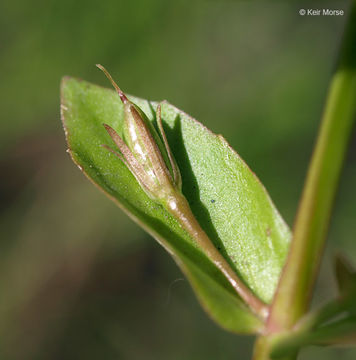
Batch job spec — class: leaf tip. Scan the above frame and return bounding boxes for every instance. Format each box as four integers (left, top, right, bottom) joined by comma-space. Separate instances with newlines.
335, 253, 356, 293
60, 76, 74, 96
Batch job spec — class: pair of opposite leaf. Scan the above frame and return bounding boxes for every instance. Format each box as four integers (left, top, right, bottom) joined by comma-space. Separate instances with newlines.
96, 64, 268, 319
269, 255, 356, 358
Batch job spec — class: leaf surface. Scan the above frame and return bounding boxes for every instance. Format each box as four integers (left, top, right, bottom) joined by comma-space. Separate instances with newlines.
61, 77, 291, 333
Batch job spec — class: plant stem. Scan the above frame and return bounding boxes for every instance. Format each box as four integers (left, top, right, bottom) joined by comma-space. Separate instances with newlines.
166, 192, 269, 319
253, 2, 356, 358
253, 336, 297, 360
267, 2, 356, 332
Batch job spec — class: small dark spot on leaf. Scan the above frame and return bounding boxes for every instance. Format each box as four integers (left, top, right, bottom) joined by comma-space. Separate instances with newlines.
211, 199, 216, 203
266, 227, 271, 237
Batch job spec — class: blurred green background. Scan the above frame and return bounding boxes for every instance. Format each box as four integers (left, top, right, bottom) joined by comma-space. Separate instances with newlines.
1, 0, 355, 359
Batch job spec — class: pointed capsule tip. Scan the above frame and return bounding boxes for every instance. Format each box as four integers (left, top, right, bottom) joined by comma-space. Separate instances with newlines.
103, 123, 113, 134
103, 124, 123, 147
96, 64, 129, 104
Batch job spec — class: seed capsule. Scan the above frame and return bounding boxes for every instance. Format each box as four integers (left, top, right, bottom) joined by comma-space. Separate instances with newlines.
97, 64, 181, 203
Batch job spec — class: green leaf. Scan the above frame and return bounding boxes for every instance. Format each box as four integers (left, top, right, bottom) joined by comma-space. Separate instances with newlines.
60, 77, 291, 333
270, 317, 356, 358
335, 254, 356, 295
